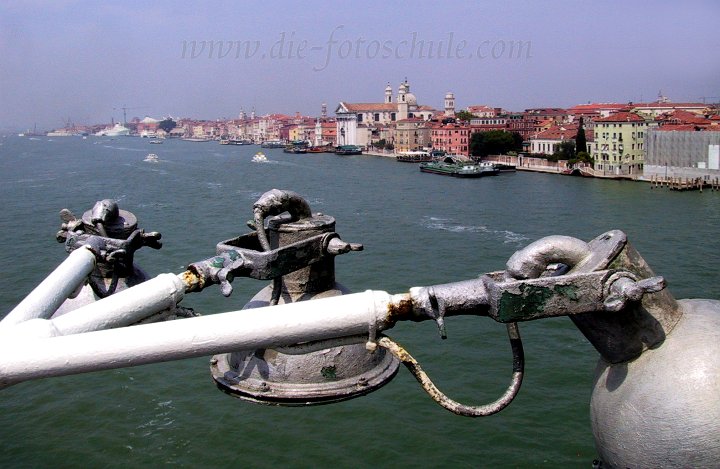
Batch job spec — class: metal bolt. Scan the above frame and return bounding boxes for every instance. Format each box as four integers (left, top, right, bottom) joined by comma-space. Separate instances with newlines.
604, 275, 666, 312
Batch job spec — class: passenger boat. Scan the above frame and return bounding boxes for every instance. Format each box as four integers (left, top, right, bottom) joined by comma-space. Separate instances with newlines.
220, 139, 252, 145
419, 156, 499, 178
395, 150, 432, 163
307, 144, 334, 153
181, 137, 213, 142
335, 145, 363, 155
284, 141, 309, 154
260, 140, 285, 148
252, 151, 268, 163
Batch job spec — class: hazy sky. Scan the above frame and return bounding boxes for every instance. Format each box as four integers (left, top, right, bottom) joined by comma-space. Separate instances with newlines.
1, 0, 718, 130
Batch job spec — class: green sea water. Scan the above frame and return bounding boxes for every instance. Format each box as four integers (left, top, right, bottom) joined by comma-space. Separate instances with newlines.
0, 135, 718, 468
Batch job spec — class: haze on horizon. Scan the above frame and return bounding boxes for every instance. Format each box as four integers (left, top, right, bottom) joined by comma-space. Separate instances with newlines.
1, 0, 718, 131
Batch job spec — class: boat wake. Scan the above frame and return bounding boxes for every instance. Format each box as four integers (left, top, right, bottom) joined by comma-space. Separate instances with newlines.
102, 145, 146, 152
421, 216, 529, 245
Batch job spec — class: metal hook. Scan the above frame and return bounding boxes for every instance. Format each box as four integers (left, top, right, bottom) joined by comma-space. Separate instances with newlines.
377, 322, 524, 417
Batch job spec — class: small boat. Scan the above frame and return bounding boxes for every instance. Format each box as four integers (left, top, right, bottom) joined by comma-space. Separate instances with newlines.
419, 156, 499, 178
260, 140, 286, 148
335, 145, 363, 155
149, 139, 164, 144
493, 163, 517, 172
181, 137, 213, 142
220, 139, 252, 145
144, 153, 159, 163
252, 151, 268, 163
307, 144, 333, 153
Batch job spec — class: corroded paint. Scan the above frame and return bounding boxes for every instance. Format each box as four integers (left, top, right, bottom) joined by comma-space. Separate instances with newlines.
497, 284, 554, 322
386, 295, 414, 323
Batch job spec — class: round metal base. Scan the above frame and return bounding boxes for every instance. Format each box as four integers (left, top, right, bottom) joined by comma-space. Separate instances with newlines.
211, 343, 400, 406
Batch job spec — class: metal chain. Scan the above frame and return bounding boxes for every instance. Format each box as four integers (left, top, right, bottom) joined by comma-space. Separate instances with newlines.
377, 322, 524, 417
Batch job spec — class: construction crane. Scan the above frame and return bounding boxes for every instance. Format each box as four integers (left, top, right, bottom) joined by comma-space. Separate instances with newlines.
113, 105, 146, 125
699, 97, 720, 105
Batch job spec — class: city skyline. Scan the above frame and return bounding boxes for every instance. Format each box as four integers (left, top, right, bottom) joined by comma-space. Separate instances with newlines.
1, 0, 718, 131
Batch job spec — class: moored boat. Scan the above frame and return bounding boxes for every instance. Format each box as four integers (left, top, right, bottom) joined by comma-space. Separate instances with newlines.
396, 150, 432, 163
419, 156, 499, 178
260, 140, 285, 148
284, 141, 309, 154
335, 145, 363, 155
220, 139, 252, 145
307, 144, 334, 153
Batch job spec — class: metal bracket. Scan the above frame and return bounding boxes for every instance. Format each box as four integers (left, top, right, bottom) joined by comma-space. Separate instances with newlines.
406, 269, 666, 327
185, 231, 361, 296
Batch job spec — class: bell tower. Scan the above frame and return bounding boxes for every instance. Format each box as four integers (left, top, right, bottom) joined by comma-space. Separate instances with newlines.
444, 92, 456, 117
397, 80, 409, 120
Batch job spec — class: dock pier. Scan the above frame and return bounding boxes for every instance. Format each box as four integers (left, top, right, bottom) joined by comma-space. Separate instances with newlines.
650, 175, 720, 192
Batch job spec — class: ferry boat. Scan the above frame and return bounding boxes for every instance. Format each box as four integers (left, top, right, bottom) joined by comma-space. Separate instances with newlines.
419, 156, 499, 178
335, 145, 363, 155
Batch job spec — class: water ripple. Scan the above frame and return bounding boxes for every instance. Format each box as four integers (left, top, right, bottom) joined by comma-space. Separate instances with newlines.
421, 216, 529, 245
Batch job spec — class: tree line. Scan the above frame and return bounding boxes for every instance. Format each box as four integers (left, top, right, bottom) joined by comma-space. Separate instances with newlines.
469, 118, 591, 165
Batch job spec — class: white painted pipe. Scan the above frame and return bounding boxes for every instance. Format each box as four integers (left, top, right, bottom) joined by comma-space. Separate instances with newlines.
0, 247, 96, 329
0, 290, 401, 388
50, 273, 186, 335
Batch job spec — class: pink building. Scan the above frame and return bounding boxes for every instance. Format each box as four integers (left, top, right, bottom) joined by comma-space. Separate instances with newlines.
430, 121, 470, 156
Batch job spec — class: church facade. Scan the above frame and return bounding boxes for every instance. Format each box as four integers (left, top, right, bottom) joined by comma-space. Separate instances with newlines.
335, 80, 439, 147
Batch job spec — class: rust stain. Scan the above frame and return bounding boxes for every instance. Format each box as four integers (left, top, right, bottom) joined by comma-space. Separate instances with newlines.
386, 296, 413, 323
180, 269, 204, 292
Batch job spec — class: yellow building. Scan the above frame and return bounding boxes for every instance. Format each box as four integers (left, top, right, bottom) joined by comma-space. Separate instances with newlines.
591, 111, 655, 176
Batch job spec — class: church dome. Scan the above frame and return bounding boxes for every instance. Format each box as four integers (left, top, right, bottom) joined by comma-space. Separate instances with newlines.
405, 92, 417, 106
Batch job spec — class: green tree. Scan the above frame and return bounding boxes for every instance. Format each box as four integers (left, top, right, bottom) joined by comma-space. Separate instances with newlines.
470, 130, 519, 157
552, 140, 576, 160
575, 117, 587, 154
455, 110, 475, 122
158, 118, 177, 133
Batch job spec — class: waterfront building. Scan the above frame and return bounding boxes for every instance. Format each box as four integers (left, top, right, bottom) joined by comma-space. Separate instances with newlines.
644, 128, 720, 180
335, 80, 437, 146
591, 111, 655, 176
395, 118, 431, 153
430, 121, 470, 156
313, 119, 337, 146
136, 116, 160, 137
529, 123, 593, 155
